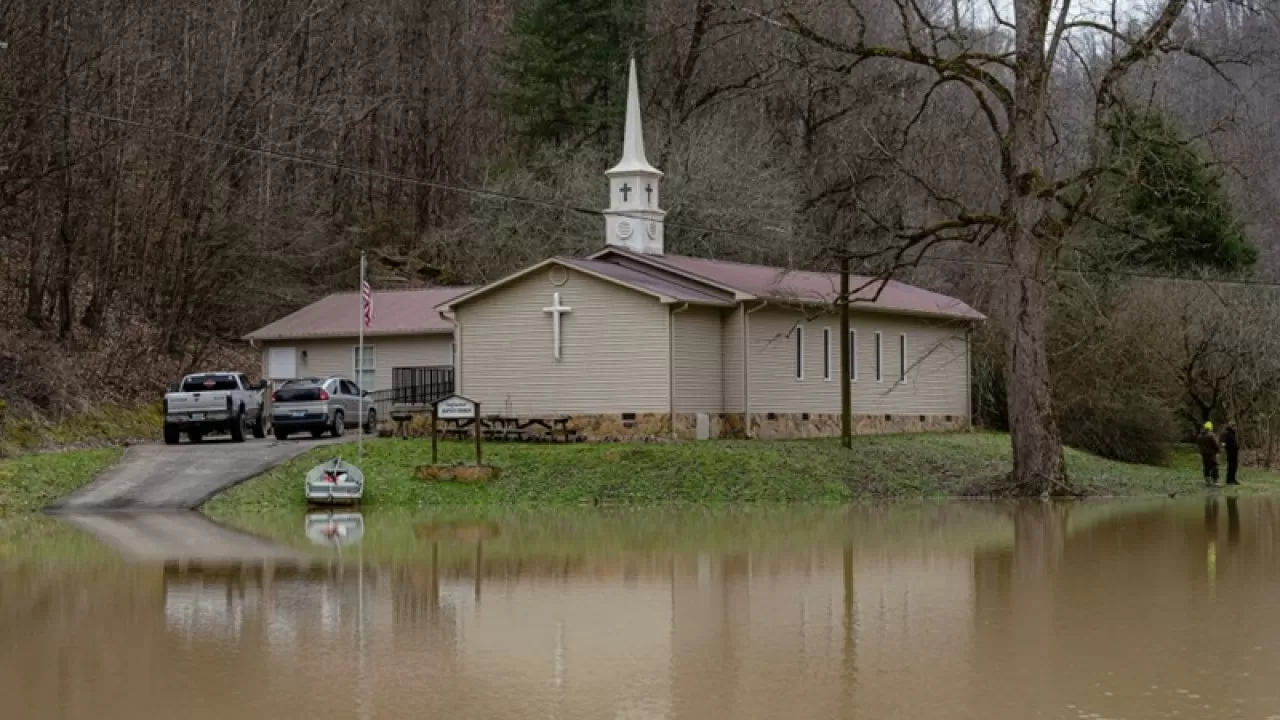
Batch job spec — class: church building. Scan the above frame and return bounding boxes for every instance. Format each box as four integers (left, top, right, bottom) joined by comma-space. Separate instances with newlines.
437, 61, 984, 441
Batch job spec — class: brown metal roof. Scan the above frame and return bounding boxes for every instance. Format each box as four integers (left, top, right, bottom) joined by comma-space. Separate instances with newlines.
607, 251, 985, 321
557, 257, 736, 306
244, 286, 474, 341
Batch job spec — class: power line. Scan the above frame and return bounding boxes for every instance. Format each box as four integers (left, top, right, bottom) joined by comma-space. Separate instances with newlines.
914, 253, 1280, 291
0, 95, 786, 242
3, 94, 1279, 293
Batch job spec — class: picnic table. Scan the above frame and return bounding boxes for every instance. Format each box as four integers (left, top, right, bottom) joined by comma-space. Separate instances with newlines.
430, 415, 577, 442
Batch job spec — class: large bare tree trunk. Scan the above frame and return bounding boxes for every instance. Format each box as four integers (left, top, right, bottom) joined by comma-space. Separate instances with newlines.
1004, 0, 1071, 495
1005, 231, 1069, 494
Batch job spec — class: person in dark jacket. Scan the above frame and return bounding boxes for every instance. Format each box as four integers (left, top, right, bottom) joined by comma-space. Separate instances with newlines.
1221, 422, 1240, 486
1197, 421, 1221, 487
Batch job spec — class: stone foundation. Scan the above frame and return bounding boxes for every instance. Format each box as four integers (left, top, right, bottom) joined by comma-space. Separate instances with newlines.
565, 412, 672, 441
381, 411, 966, 442
385, 412, 674, 442
738, 412, 967, 439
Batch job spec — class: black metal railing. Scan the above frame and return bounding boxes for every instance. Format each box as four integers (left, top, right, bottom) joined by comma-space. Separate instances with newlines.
368, 366, 454, 420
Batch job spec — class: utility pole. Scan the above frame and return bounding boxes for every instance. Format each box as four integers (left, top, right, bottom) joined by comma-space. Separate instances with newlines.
839, 250, 852, 449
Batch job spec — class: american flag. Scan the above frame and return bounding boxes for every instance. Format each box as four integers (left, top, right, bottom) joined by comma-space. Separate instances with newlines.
361, 279, 374, 327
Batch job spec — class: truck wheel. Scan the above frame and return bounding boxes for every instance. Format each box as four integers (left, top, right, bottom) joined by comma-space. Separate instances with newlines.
190, 432, 203, 443
365, 409, 377, 434
274, 428, 290, 441
230, 409, 246, 443
252, 408, 266, 439
163, 425, 180, 445
331, 411, 345, 438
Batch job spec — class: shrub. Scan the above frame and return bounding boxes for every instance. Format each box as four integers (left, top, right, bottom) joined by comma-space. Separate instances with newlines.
1058, 395, 1178, 466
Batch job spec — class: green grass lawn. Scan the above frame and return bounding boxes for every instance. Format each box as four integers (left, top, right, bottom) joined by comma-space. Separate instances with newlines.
203, 432, 1280, 514
0, 448, 122, 516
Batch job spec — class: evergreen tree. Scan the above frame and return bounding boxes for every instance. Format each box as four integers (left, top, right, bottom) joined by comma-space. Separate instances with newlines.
1102, 109, 1256, 273
500, 0, 645, 146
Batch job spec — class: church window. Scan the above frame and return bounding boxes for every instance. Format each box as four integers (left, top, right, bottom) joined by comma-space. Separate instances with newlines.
822, 328, 832, 381
848, 330, 858, 381
794, 326, 804, 380
875, 332, 883, 382
899, 334, 909, 383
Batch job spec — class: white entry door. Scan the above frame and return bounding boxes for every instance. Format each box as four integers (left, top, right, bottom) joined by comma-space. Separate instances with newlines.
267, 346, 298, 380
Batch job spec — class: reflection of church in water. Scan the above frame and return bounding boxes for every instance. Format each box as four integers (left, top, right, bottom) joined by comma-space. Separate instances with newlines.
157, 533, 982, 720
17, 502, 1280, 719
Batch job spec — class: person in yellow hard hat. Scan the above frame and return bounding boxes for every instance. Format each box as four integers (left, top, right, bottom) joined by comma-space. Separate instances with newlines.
1197, 421, 1221, 487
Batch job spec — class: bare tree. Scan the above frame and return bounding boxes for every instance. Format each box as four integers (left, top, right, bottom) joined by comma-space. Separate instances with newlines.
746, 0, 1253, 494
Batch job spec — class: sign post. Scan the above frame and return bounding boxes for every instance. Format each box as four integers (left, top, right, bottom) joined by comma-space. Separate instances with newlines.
475, 402, 483, 466
432, 394, 481, 465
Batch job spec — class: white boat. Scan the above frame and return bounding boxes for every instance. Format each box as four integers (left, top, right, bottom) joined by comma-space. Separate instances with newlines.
305, 511, 365, 547
305, 458, 364, 505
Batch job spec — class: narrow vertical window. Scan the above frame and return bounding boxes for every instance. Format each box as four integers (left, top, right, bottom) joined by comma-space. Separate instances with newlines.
822, 328, 832, 381
848, 330, 858, 382
352, 345, 376, 391
795, 326, 805, 380
874, 332, 883, 382
899, 334, 908, 383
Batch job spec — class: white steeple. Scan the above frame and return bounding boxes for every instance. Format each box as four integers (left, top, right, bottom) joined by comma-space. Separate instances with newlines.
604, 58, 665, 255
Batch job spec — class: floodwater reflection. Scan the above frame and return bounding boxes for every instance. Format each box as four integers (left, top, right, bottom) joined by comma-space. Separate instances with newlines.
4, 497, 1280, 718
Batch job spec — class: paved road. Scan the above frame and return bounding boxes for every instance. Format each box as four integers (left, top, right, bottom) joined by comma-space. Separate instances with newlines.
57, 511, 316, 567
45, 436, 347, 512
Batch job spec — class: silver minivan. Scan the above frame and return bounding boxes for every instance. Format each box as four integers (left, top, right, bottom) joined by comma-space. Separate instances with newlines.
270, 376, 376, 440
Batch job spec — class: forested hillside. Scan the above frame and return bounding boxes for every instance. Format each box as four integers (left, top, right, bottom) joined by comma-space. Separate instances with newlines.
2, 0, 1279, 470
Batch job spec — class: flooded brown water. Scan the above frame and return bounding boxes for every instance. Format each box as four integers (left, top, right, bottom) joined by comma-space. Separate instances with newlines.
4, 496, 1280, 719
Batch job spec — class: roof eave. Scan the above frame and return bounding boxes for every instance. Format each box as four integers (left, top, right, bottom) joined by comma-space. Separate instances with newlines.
588, 246, 753, 299
659, 297, 736, 308
244, 328, 455, 342
437, 258, 562, 311
442, 257, 707, 311
756, 294, 984, 322
605, 163, 663, 177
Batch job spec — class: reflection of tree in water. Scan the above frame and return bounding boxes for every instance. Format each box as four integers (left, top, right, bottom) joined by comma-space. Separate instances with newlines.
968, 496, 1280, 707
841, 542, 856, 719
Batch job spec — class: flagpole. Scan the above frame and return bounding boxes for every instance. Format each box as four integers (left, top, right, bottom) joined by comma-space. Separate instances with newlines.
358, 251, 366, 462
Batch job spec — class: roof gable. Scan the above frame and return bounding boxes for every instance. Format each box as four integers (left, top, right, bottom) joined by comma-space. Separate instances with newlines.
438, 257, 735, 311
245, 286, 473, 341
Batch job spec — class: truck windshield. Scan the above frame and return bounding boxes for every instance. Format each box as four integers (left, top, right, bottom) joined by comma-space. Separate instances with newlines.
181, 376, 239, 392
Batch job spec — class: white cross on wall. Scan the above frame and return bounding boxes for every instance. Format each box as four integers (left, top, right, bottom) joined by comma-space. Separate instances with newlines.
543, 292, 572, 360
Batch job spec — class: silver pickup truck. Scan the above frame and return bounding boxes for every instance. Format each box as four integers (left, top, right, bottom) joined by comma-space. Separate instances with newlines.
163, 372, 267, 445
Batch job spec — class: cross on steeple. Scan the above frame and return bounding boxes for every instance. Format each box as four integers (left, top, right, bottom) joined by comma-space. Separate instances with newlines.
619, 183, 632, 202
645, 184, 653, 204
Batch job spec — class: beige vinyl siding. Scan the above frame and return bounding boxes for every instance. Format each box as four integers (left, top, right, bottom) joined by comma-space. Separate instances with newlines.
671, 307, 724, 414
746, 307, 970, 415
455, 266, 670, 415
259, 335, 452, 392
722, 305, 745, 412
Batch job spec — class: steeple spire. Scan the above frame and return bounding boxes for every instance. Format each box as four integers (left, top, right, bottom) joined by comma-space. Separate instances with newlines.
603, 57, 665, 255
607, 58, 661, 177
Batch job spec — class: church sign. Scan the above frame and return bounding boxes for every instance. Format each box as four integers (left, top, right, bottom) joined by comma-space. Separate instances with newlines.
431, 394, 483, 465
435, 394, 477, 419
